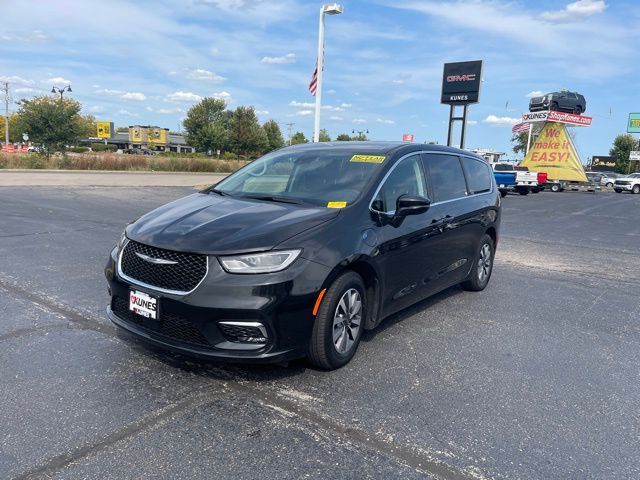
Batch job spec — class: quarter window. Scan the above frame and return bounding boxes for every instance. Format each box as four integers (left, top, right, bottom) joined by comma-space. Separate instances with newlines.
371, 155, 426, 213
461, 157, 492, 194
423, 154, 468, 203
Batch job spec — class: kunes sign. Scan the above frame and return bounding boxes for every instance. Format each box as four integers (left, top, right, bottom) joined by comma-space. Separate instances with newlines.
441, 60, 483, 105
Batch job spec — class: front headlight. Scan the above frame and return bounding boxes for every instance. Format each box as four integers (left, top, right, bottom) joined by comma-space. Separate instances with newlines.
219, 249, 301, 274
118, 230, 128, 249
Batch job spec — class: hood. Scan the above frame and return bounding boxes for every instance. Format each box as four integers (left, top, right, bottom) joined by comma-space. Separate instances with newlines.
127, 193, 340, 255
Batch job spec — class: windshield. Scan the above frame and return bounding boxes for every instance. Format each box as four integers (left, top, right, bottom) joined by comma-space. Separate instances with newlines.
213, 148, 386, 207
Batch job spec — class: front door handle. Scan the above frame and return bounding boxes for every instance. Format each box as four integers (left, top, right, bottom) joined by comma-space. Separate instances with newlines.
431, 215, 453, 226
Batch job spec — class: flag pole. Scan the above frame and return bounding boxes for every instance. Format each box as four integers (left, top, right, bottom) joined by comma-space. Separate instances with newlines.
313, 7, 325, 143
526, 122, 533, 155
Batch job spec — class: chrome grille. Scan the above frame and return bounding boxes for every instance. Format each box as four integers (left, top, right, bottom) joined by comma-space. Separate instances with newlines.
120, 240, 207, 293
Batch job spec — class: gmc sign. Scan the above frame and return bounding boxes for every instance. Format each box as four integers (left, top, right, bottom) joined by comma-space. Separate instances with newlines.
441, 60, 483, 105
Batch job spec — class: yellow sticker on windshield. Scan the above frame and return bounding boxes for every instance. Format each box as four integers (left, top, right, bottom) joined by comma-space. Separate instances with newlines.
327, 201, 347, 209
350, 154, 385, 164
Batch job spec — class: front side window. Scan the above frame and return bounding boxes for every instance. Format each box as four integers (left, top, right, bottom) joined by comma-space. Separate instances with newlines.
461, 157, 492, 194
371, 155, 426, 213
423, 154, 468, 203
214, 149, 386, 207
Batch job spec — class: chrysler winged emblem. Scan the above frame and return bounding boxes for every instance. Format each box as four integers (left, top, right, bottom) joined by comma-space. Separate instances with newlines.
135, 252, 178, 265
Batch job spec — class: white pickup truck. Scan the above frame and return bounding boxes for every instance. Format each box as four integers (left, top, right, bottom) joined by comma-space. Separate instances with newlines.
492, 163, 541, 195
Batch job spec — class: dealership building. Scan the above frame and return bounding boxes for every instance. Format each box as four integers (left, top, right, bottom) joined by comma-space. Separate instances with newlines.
87, 123, 195, 153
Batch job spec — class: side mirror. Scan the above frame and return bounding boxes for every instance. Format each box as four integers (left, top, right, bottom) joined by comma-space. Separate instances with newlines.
395, 194, 431, 218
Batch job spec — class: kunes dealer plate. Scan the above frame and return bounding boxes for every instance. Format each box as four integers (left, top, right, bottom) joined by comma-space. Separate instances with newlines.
129, 290, 158, 320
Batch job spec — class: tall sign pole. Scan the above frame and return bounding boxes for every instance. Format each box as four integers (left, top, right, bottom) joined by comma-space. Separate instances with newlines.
441, 60, 483, 149
3, 82, 9, 146
313, 8, 325, 143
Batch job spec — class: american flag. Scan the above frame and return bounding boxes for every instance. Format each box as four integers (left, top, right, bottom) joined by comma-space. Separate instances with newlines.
308, 62, 318, 96
512, 122, 531, 134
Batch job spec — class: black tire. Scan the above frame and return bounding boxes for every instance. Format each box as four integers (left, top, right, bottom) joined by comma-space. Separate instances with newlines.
462, 234, 495, 292
500, 190, 508, 198
606, 182, 613, 188
518, 189, 529, 196
531, 188, 540, 194
551, 101, 559, 111
633, 185, 640, 195
614, 189, 623, 193
550, 184, 560, 192
574, 106, 582, 115
308, 271, 366, 370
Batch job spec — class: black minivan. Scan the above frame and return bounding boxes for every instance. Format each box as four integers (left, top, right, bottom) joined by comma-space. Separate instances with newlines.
105, 142, 500, 369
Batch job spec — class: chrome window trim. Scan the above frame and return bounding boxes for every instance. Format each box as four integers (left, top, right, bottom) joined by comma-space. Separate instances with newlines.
117, 238, 210, 296
369, 150, 494, 215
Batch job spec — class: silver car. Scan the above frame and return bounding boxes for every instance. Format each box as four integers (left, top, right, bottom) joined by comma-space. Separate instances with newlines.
599, 173, 621, 188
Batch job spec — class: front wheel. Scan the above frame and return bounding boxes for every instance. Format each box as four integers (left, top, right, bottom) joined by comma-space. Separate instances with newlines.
462, 234, 495, 292
614, 189, 623, 193
500, 190, 508, 198
308, 271, 366, 370
633, 185, 640, 194
606, 182, 613, 188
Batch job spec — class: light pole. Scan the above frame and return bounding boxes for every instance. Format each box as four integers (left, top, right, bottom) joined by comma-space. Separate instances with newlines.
51, 84, 72, 102
352, 129, 369, 140
313, 3, 343, 143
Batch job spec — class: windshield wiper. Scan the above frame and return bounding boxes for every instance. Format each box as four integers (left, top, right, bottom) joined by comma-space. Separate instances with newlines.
242, 194, 304, 205
208, 188, 232, 197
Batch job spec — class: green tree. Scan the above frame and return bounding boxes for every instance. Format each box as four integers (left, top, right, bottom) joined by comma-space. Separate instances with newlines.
336, 133, 351, 141
511, 124, 542, 156
319, 128, 331, 142
0, 113, 24, 143
229, 106, 269, 156
263, 119, 285, 151
183, 97, 230, 153
351, 132, 368, 141
16, 95, 86, 155
77, 114, 97, 139
610, 134, 639, 173
290, 131, 308, 145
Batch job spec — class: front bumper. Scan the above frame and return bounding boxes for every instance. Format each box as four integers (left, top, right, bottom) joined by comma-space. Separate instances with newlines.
529, 102, 549, 112
614, 184, 633, 191
105, 246, 331, 363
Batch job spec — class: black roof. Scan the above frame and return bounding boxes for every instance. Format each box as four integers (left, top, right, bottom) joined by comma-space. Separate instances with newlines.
278, 141, 482, 160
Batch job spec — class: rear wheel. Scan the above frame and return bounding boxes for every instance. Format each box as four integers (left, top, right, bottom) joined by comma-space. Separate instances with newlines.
462, 234, 495, 292
308, 271, 365, 370
550, 183, 561, 192
614, 189, 623, 193
551, 101, 559, 111
574, 106, 582, 115
606, 182, 613, 187
500, 190, 508, 198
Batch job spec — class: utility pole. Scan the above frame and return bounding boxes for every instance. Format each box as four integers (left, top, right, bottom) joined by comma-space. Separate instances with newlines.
285, 122, 294, 145
3, 82, 9, 146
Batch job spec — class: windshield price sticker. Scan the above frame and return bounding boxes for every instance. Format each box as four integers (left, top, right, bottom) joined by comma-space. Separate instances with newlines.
350, 155, 385, 164
327, 201, 347, 208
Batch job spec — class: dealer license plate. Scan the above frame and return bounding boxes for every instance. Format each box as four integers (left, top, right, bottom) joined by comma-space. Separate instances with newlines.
129, 290, 158, 320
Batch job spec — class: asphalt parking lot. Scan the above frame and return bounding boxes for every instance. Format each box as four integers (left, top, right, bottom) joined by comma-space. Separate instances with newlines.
1, 184, 639, 479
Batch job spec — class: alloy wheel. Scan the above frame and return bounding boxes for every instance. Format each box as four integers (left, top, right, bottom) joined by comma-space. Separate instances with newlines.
332, 288, 362, 354
477, 243, 492, 284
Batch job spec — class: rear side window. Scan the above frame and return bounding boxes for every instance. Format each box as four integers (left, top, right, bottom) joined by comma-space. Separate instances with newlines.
461, 157, 493, 194
423, 154, 467, 203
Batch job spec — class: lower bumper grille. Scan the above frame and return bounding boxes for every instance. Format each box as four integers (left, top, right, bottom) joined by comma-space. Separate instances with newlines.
112, 296, 210, 347
219, 322, 268, 344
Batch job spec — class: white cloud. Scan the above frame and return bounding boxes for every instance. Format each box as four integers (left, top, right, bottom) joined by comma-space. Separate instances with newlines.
289, 100, 315, 108
391, 79, 405, 85
261, 53, 296, 64
483, 115, 519, 126
157, 107, 184, 114
326, 89, 336, 94
44, 76, 71, 85
15, 87, 36, 93
340, 103, 352, 108
540, 0, 606, 23
121, 92, 146, 101
526, 90, 545, 98
212, 91, 231, 101
289, 100, 346, 112
329, 116, 343, 121
1, 30, 47, 42
296, 110, 314, 117
467, 120, 478, 125
96, 88, 123, 95
255, 109, 269, 115
376, 118, 395, 125
118, 109, 139, 117
167, 91, 203, 102
1, 76, 34, 86
186, 68, 225, 82
352, 118, 367, 124
88, 105, 105, 113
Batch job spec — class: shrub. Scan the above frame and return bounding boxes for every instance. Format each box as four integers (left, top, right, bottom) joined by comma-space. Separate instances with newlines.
68, 146, 90, 153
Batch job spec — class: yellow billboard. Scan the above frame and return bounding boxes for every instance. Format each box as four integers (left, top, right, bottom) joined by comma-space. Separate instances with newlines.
520, 122, 588, 182
96, 121, 113, 139
128, 126, 168, 145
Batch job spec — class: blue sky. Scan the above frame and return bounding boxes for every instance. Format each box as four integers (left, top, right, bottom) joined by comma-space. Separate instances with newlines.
1, 0, 638, 160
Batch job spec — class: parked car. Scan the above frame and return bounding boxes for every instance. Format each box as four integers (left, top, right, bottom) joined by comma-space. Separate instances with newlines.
613, 173, 640, 194
529, 91, 587, 115
598, 172, 621, 187
493, 169, 516, 198
585, 172, 603, 188
493, 163, 541, 195
105, 142, 501, 370
124, 147, 156, 155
